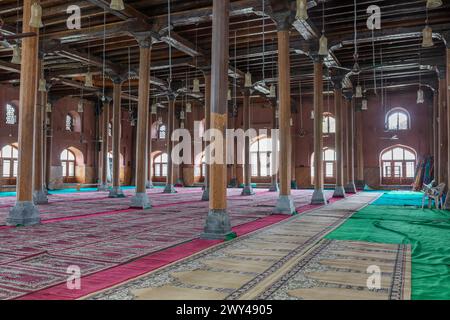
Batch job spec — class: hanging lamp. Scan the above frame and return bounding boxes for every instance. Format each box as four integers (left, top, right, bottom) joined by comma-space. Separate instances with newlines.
318, 1, 328, 56
192, 78, 200, 93
29, 3, 43, 28
361, 98, 368, 111
296, 0, 308, 20
417, 88, 425, 104
355, 84, 363, 98
11, 45, 21, 64
310, 110, 315, 120
85, 72, 94, 87
180, 110, 185, 120
38, 78, 47, 92
275, 109, 279, 119
244, 72, 252, 88
422, 5, 434, 48
228, 88, 232, 101
186, 102, 192, 113
417, 49, 425, 104
268, 84, 276, 98
426, 0, 442, 9
151, 103, 157, 115
46, 102, 52, 113
77, 100, 84, 113
110, 0, 125, 11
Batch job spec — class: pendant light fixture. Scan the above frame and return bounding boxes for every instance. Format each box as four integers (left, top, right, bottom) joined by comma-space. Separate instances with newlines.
46, 102, 52, 113
186, 102, 192, 113
227, 88, 232, 101
151, 103, 157, 115
245, 71, 253, 88
38, 78, 47, 92
318, 1, 328, 56
268, 84, 276, 98
417, 47, 425, 104
422, 5, 434, 47
180, 110, 185, 120
85, 72, 94, 87
11, 45, 21, 64
110, 0, 125, 11
180, 121, 185, 129
244, 21, 252, 88
29, 2, 43, 29
310, 110, 315, 120
355, 84, 363, 98
426, 0, 442, 9
77, 100, 84, 113
275, 109, 279, 119
361, 98, 368, 111
296, 0, 308, 20
192, 78, 200, 93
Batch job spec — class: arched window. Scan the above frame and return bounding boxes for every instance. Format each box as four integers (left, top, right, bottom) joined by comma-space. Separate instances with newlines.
158, 124, 167, 140
5, 104, 17, 125
194, 154, 206, 178
381, 145, 416, 185
386, 109, 410, 131
60, 149, 76, 178
250, 138, 273, 177
323, 115, 336, 134
311, 148, 336, 183
65, 114, 74, 131
154, 153, 168, 177
1, 145, 18, 178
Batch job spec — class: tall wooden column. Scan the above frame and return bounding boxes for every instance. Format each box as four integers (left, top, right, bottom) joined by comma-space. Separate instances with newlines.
98, 98, 110, 191
33, 58, 48, 205
146, 110, 154, 188
108, 79, 125, 198
433, 91, 439, 180
7, 0, 40, 226
202, 73, 212, 201
163, 97, 177, 193
45, 100, 53, 190
269, 103, 279, 192
345, 95, 357, 193
311, 57, 327, 205
131, 38, 152, 208
201, 0, 234, 239
332, 81, 346, 198
355, 109, 365, 189
443, 44, 450, 209
241, 89, 255, 196
273, 25, 295, 214
438, 68, 447, 184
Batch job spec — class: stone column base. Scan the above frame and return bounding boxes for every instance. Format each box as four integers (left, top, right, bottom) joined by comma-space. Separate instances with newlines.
163, 184, 177, 194
130, 192, 152, 209
145, 180, 154, 189
333, 186, 346, 198
355, 180, 365, 190
268, 182, 279, 192
33, 190, 49, 205
274, 195, 297, 215
311, 189, 328, 205
108, 186, 125, 198
7, 201, 41, 226
241, 185, 255, 196
201, 209, 236, 240
345, 182, 357, 194
201, 187, 209, 201
97, 183, 109, 192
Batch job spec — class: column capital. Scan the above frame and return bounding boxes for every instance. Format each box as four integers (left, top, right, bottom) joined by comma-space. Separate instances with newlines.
132, 31, 157, 49
111, 74, 125, 84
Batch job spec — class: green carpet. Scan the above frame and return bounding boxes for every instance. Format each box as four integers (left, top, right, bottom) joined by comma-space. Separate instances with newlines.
327, 192, 450, 300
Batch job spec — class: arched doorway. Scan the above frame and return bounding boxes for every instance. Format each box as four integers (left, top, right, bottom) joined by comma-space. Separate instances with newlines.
60, 149, 76, 183
1, 144, 18, 184
380, 145, 417, 185
311, 148, 336, 185
250, 137, 273, 180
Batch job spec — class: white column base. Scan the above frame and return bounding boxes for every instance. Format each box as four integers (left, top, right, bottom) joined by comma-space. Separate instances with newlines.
274, 195, 296, 215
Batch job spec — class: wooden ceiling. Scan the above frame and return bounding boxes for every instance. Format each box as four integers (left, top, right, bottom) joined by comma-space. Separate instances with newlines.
0, 0, 449, 104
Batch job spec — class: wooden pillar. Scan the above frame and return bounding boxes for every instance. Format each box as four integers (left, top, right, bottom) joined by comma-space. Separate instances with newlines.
444, 46, 450, 209
201, 73, 212, 201
342, 94, 348, 185
241, 89, 255, 195
269, 103, 279, 192
333, 83, 346, 198
438, 68, 447, 184
98, 98, 110, 191
146, 110, 154, 188
433, 91, 438, 180
355, 109, 365, 188
163, 98, 177, 193
201, 0, 234, 239
108, 79, 125, 198
311, 57, 327, 204
45, 101, 53, 190
273, 26, 295, 214
33, 58, 48, 204
291, 118, 298, 189
131, 40, 152, 208
345, 95, 357, 193
7, 0, 40, 226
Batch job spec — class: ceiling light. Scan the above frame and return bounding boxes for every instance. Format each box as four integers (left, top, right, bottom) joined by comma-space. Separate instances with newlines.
417, 88, 425, 104
355, 85, 363, 98
110, 0, 125, 11
318, 34, 328, 56
85, 73, 94, 87
29, 3, 43, 29
38, 78, 47, 92
296, 0, 308, 20
244, 72, 253, 88
426, 0, 443, 9
192, 78, 200, 93
268, 84, 276, 98
11, 45, 21, 64
422, 25, 434, 47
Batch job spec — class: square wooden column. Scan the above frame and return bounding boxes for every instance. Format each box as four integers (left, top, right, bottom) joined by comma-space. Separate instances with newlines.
108, 79, 125, 198
163, 97, 177, 194
311, 57, 327, 205
201, 0, 235, 240
241, 89, 255, 196
131, 38, 152, 208
98, 98, 111, 191
273, 26, 296, 215
33, 57, 48, 205
7, 0, 40, 226
201, 72, 211, 201
332, 79, 346, 198
344, 93, 357, 193
146, 110, 154, 188
443, 45, 450, 209
438, 68, 447, 185
269, 102, 279, 192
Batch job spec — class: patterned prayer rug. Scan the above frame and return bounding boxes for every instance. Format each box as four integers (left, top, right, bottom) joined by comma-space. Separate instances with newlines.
84, 192, 410, 300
